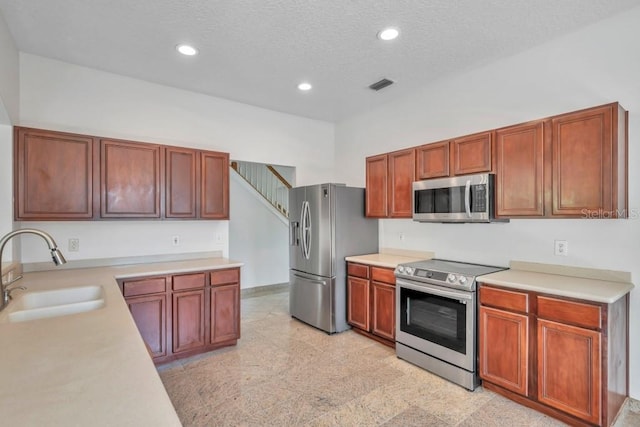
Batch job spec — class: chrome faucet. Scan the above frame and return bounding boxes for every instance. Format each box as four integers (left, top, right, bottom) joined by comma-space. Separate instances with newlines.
0, 228, 67, 312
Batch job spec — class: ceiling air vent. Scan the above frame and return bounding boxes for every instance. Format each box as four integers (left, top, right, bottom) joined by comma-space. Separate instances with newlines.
368, 78, 394, 91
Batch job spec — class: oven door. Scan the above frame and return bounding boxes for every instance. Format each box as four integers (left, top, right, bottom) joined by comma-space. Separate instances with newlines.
395, 278, 476, 371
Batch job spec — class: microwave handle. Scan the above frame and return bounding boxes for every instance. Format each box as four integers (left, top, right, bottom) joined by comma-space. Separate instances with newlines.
464, 180, 471, 218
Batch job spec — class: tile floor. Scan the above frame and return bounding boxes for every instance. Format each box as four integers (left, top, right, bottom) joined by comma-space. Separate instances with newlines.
159, 289, 640, 426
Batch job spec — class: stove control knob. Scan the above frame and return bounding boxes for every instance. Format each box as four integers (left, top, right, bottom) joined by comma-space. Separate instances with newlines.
405, 267, 415, 275
396, 266, 405, 274
447, 273, 457, 283
458, 276, 467, 284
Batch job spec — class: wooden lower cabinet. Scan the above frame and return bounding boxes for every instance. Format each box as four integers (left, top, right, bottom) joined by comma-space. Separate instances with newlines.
479, 283, 628, 427
125, 293, 167, 358
120, 267, 241, 364
346, 262, 395, 346
172, 289, 206, 353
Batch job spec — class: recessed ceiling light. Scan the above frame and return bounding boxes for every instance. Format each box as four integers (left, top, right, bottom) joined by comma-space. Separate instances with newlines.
378, 28, 399, 41
176, 44, 198, 56
298, 82, 312, 91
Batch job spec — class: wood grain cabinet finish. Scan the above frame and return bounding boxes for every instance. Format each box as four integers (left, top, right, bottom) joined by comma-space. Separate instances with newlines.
100, 139, 162, 218
15, 126, 229, 221
478, 283, 628, 427
200, 151, 230, 219
495, 121, 546, 217
14, 127, 98, 220
172, 289, 206, 353
120, 267, 240, 364
365, 149, 415, 218
416, 140, 450, 179
479, 306, 529, 396
165, 147, 197, 218
122, 276, 168, 359
365, 154, 388, 217
347, 275, 370, 331
551, 103, 627, 217
451, 131, 493, 176
347, 262, 395, 346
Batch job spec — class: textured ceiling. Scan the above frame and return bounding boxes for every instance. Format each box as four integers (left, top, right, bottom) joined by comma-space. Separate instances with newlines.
1, 0, 639, 122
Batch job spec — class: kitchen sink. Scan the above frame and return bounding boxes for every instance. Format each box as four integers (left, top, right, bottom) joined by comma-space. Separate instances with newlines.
6, 285, 105, 323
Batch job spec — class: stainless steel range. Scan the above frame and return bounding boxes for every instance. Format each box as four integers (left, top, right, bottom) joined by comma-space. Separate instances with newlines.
395, 259, 506, 390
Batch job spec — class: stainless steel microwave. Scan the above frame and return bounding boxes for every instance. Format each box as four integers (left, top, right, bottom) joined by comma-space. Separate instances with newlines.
413, 173, 505, 223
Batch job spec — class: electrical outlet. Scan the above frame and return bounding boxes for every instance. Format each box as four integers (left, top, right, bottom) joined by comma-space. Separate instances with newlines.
399, 232, 405, 241
68, 238, 79, 252
554, 240, 568, 256
172, 235, 180, 246
215, 233, 224, 243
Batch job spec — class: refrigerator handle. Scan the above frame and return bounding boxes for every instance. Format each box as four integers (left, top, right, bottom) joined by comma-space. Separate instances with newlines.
301, 201, 311, 259
289, 221, 299, 246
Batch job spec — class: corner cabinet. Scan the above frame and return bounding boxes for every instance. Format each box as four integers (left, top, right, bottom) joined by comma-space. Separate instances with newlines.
347, 262, 395, 346
119, 267, 240, 364
14, 126, 230, 220
478, 284, 628, 427
365, 148, 415, 218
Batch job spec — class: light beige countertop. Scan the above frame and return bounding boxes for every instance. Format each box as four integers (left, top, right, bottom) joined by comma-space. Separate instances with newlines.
0, 257, 242, 426
345, 248, 434, 269
478, 261, 634, 304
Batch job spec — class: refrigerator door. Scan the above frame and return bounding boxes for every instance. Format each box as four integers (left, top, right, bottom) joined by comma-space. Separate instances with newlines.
289, 270, 336, 333
289, 184, 333, 278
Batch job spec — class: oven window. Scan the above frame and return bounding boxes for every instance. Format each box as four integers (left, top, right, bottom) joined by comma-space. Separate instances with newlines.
415, 186, 466, 214
400, 287, 467, 354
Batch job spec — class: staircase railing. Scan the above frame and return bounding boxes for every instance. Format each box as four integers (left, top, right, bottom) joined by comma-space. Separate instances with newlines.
231, 160, 291, 218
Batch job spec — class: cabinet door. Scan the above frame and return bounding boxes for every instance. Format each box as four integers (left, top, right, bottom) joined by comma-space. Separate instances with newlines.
15, 127, 96, 220
172, 289, 206, 353
371, 281, 395, 341
200, 151, 229, 219
479, 306, 529, 396
537, 319, 601, 425
347, 276, 370, 331
165, 147, 197, 218
551, 105, 614, 217
101, 139, 162, 217
210, 284, 240, 343
495, 121, 546, 217
365, 154, 388, 217
451, 131, 493, 175
416, 141, 450, 179
388, 148, 416, 218
126, 294, 167, 359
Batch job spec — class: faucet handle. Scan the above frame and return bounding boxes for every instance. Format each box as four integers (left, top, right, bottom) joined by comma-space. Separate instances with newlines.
4, 274, 23, 287
6, 286, 26, 300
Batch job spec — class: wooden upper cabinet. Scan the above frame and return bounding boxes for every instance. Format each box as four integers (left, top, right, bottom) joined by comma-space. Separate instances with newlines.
495, 121, 547, 217
101, 139, 162, 218
416, 140, 449, 179
365, 154, 388, 217
388, 148, 415, 218
14, 127, 97, 220
165, 147, 197, 218
551, 103, 626, 217
451, 131, 493, 176
200, 151, 229, 219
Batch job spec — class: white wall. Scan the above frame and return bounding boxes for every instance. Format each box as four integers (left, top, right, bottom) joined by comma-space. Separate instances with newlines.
17, 54, 334, 263
335, 7, 640, 399
0, 125, 13, 262
0, 10, 19, 125
229, 171, 289, 289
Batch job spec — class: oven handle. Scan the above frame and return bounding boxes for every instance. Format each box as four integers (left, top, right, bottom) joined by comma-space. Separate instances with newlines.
396, 278, 474, 301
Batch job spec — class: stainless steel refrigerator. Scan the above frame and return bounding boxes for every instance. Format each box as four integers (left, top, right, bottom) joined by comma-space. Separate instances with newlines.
289, 183, 378, 334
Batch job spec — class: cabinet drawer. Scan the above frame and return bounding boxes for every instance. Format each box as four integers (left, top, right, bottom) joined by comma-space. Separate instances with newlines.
537, 296, 601, 330
371, 267, 395, 285
210, 268, 239, 286
172, 273, 206, 291
347, 263, 369, 279
479, 285, 529, 313
123, 277, 167, 297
